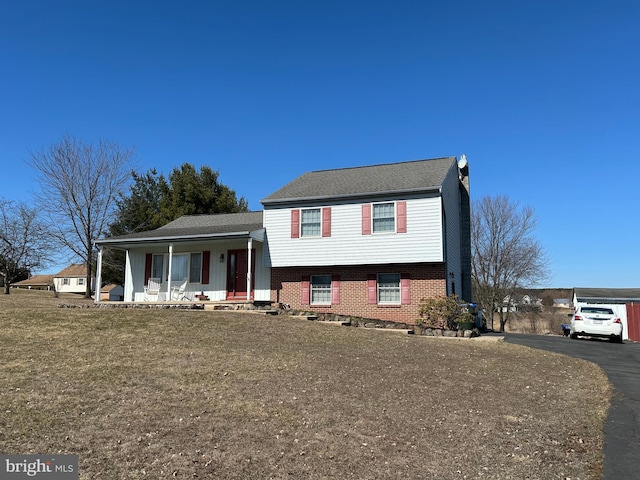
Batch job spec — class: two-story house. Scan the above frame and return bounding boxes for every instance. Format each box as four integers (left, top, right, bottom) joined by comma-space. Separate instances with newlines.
94, 156, 471, 324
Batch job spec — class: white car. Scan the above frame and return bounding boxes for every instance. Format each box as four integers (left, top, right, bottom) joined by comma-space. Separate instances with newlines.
570, 306, 623, 343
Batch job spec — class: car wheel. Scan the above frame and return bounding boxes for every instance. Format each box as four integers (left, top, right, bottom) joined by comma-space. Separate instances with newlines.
570, 332, 578, 339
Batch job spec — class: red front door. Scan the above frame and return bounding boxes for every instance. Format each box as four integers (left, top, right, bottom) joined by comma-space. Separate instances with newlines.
226, 249, 255, 299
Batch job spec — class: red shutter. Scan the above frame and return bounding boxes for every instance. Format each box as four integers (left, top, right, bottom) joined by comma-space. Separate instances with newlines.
331, 275, 340, 305
301, 276, 310, 305
322, 207, 332, 237
401, 273, 411, 304
367, 274, 377, 304
202, 251, 210, 285
144, 254, 152, 284
291, 209, 300, 238
362, 204, 371, 235
397, 201, 407, 233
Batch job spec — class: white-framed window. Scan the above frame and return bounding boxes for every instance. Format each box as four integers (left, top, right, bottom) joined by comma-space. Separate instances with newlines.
301, 208, 321, 237
152, 254, 164, 280
310, 275, 332, 304
152, 252, 202, 283
189, 253, 202, 283
372, 203, 395, 233
62, 278, 70, 286
78, 278, 85, 286
377, 273, 400, 304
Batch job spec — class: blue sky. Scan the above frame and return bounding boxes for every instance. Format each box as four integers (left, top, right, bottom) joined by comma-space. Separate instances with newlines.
1, 0, 639, 288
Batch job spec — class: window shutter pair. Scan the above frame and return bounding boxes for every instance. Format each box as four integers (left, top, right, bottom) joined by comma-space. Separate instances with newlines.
367, 273, 411, 304
301, 275, 340, 305
361, 201, 407, 235
291, 208, 332, 238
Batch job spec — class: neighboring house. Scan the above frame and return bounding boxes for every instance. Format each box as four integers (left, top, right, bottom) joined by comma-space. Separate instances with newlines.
54, 264, 94, 294
573, 287, 640, 341
95, 156, 472, 324
12, 274, 54, 290
553, 298, 571, 309
501, 294, 543, 313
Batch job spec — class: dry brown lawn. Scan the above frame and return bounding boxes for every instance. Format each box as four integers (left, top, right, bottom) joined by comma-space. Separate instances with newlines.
0, 290, 610, 479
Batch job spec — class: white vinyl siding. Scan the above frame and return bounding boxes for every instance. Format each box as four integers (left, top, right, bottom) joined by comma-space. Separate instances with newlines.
263, 196, 443, 268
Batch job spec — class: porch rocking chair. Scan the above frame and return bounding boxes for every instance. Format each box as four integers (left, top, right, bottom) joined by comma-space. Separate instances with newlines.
171, 279, 189, 301
144, 278, 161, 302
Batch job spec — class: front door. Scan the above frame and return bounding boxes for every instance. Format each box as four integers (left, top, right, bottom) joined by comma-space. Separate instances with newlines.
226, 249, 255, 299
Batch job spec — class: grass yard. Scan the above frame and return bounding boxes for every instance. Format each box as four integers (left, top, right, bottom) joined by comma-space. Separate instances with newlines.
0, 290, 610, 479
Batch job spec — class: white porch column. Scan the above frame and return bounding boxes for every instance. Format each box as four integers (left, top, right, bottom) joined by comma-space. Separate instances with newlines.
94, 245, 103, 304
246, 238, 253, 301
167, 243, 174, 301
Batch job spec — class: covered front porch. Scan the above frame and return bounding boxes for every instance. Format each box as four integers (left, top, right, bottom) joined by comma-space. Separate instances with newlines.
94, 212, 271, 305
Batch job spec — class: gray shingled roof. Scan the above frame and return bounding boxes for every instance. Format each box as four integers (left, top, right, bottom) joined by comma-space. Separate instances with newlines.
261, 157, 457, 205
96, 211, 264, 245
574, 287, 640, 301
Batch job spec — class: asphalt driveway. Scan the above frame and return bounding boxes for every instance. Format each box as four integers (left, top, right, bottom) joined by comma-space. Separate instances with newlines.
500, 333, 640, 480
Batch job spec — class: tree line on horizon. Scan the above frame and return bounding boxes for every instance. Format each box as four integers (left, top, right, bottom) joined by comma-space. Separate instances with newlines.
0, 134, 547, 332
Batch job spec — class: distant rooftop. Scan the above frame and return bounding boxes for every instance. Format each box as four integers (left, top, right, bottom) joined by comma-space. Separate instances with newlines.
55, 264, 87, 277
574, 287, 640, 302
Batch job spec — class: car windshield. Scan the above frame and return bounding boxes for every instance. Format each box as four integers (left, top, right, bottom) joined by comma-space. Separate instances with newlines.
581, 307, 614, 315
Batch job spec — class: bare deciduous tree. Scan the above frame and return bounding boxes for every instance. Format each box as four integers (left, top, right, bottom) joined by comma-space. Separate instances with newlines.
27, 134, 135, 298
0, 199, 52, 294
471, 195, 548, 332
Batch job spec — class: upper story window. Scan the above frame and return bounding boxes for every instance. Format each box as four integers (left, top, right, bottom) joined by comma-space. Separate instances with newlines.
362, 201, 406, 235
301, 208, 321, 237
373, 203, 395, 233
291, 207, 331, 238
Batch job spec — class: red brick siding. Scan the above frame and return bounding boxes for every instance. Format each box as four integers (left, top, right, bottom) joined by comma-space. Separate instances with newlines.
271, 264, 447, 324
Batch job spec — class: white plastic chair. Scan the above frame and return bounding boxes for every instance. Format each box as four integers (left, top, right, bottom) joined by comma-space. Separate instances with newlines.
144, 278, 161, 301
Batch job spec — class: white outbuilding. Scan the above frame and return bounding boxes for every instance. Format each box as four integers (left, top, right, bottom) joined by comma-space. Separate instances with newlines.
573, 288, 640, 341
